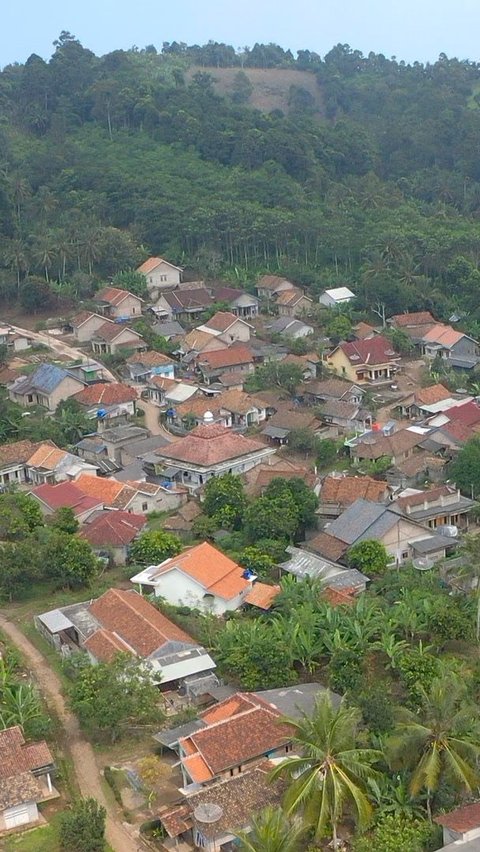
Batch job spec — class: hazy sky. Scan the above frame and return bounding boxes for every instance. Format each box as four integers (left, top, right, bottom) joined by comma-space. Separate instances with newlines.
2, 0, 480, 68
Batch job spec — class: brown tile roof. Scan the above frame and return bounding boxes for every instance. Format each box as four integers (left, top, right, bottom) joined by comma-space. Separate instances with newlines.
353, 321, 377, 339
275, 288, 311, 307
138, 256, 183, 274
414, 383, 451, 406
198, 345, 254, 370
265, 409, 319, 431
0, 725, 53, 786
148, 375, 179, 391
301, 378, 360, 399
163, 288, 214, 311
321, 475, 388, 507
175, 395, 225, 419
70, 310, 100, 327
86, 588, 193, 659
391, 311, 435, 327
243, 459, 314, 496
156, 423, 269, 467
96, 286, 142, 306
92, 321, 142, 342
218, 370, 247, 387
153, 541, 250, 601
164, 501, 202, 531
354, 428, 423, 460
204, 311, 244, 332
396, 485, 454, 510
244, 582, 280, 610
127, 350, 173, 367
0, 439, 41, 466
305, 532, 348, 562
257, 275, 294, 290
218, 389, 265, 415
73, 382, 138, 406
180, 693, 291, 780
338, 334, 400, 367
80, 510, 146, 547
322, 587, 357, 607
0, 771, 43, 811
394, 450, 446, 477
435, 801, 480, 833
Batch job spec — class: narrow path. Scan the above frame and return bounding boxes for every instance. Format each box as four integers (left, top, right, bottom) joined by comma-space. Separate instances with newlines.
141, 398, 174, 441
0, 614, 144, 852
9, 324, 117, 382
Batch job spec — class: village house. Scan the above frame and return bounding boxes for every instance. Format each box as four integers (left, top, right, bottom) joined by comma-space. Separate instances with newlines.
179, 330, 228, 365
93, 286, 143, 320
197, 345, 254, 384
309, 498, 451, 566
280, 545, 369, 592
67, 359, 106, 385
71, 382, 138, 426
150, 319, 185, 340
131, 540, 254, 614
25, 442, 98, 485
174, 691, 292, 788
145, 376, 199, 408
207, 285, 260, 318
0, 326, 33, 352
80, 510, 146, 564
418, 324, 480, 367
90, 322, 146, 356
395, 383, 455, 419
316, 399, 373, 433
348, 426, 427, 466
435, 801, 480, 850
74, 472, 185, 514
169, 390, 266, 432
256, 274, 296, 301
281, 352, 320, 380
395, 484, 474, 531
143, 421, 276, 491
0, 440, 43, 487
75, 424, 150, 464
197, 311, 254, 344
155, 287, 215, 322
30, 481, 103, 522
261, 409, 321, 444
299, 377, 365, 407
0, 726, 57, 835
275, 287, 313, 317
325, 335, 401, 385
389, 310, 436, 331
137, 256, 183, 299
319, 286, 356, 308
36, 588, 215, 692
68, 311, 111, 343
267, 317, 314, 339
8, 364, 85, 412
168, 395, 232, 431
352, 321, 377, 340
242, 457, 316, 497
125, 350, 175, 383
163, 500, 202, 539
317, 474, 391, 522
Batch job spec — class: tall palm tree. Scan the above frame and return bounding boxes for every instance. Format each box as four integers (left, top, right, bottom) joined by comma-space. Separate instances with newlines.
234, 807, 305, 852
387, 675, 480, 819
270, 694, 381, 849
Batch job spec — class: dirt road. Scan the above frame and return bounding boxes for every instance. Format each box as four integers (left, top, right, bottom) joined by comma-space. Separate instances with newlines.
140, 398, 174, 442
10, 324, 117, 383
0, 614, 144, 852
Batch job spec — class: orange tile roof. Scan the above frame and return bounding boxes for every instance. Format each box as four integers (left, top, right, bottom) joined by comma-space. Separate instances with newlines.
415, 383, 451, 405
27, 444, 67, 470
422, 323, 464, 347
275, 287, 311, 306
244, 583, 280, 610
137, 256, 182, 274
83, 628, 132, 662
204, 311, 242, 332
80, 510, 146, 547
74, 474, 134, 509
202, 695, 254, 725
198, 345, 253, 370
182, 753, 214, 783
322, 587, 357, 607
156, 423, 269, 467
183, 329, 226, 352
155, 541, 250, 601
321, 475, 388, 506
127, 350, 174, 366
73, 382, 138, 406
96, 286, 142, 306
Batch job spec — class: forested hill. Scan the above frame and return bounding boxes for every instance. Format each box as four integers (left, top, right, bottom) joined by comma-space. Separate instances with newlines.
3, 34, 480, 329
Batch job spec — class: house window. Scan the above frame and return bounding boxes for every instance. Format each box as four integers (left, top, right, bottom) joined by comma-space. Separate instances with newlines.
401, 551, 409, 560
160, 274, 167, 282
142, 502, 148, 512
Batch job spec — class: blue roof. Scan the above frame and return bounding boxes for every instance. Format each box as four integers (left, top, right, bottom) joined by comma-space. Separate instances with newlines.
30, 363, 71, 393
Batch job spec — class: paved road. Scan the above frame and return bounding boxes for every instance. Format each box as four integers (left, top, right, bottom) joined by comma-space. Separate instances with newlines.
0, 614, 144, 852
140, 398, 174, 441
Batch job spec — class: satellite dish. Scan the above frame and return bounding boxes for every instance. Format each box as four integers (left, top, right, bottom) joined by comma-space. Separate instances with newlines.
193, 803, 223, 824
412, 556, 434, 571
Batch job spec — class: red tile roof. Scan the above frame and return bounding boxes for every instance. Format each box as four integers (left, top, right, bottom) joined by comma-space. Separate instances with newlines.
80, 511, 146, 547
198, 345, 254, 370
96, 286, 142, 305
73, 382, 138, 406
31, 482, 103, 515
435, 801, 480, 833
338, 335, 400, 367
321, 475, 388, 507
93, 322, 143, 342
157, 423, 269, 467
0, 725, 54, 781
447, 400, 480, 427
391, 311, 435, 327
87, 588, 193, 659
154, 541, 250, 601
306, 532, 347, 562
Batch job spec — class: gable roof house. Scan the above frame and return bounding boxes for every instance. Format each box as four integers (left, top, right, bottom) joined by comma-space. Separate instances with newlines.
180, 330, 228, 363
80, 510, 146, 564
316, 398, 373, 433
125, 350, 175, 383
69, 311, 113, 343
317, 474, 390, 521
90, 322, 146, 356
242, 457, 315, 497
25, 442, 98, 485
131, 541, 255, 615
8, 364, 85, 412
197, 345, 254, 383
275, 287, 313, 318
299, 378, 365, 407
310, 498, 448, 566
74, 472, 185, 515
319, 286, 356, 308
261, 409, 321, 444
93, 286, 143, 320
280, 544, 369, 592
143, 422, 275, 492
325, 335, 401, 385
267, 317, 314, 339
30, 481, 103, 522
0, 726, 57, 835
349, 427, 426, 466
170, 391, 266, 432
175, 691, 292, 788
256, 275, 296, 300
155, 287, 215, 322
389, 310, 436, 330
281, 352, 320, 380
150, 319, 185, 340
208, 285, 260, 318
146, 376, 199, 408
197, 311, 254, 344
395, 383, 453, 419
395, 484, 474, 531
137, 256, 183, 299
0, 440, 43, 488
435, 801, 480, 850
419, 324, 480, 369
71, 382, 138, 426
36, 588, 215, 691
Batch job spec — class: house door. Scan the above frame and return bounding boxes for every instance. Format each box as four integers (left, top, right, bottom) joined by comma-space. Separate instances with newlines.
4, 804, 32, 829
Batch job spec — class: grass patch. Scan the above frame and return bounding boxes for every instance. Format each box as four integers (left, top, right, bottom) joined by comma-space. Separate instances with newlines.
3, 809, 115, 852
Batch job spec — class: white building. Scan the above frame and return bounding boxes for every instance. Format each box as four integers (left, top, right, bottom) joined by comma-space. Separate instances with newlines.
319, 287, 356, 308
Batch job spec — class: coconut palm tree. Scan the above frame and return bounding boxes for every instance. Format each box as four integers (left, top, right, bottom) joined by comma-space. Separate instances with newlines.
387, 675, 480, 819
270, 693, 382, 849
234, 807, 305, 852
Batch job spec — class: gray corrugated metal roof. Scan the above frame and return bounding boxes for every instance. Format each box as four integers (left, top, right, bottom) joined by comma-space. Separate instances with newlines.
410, 536, 451, 554
152, 719, 206, 749
256, 683, 341, 717
327, 499, 396, 544
261, 425, 289, 439
280, 546, 344, 579
326, 568, 369, 588
38, 608, 74, 633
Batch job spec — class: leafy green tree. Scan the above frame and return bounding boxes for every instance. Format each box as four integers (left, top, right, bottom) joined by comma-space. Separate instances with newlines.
203, 473, 247, 529
46, 532, 99, 588
0, 539, 41, 601
244, 362, 304, 396
315, 438, 338, 468
397, 644, 439, 708
353, 814, 440, 852
450, 436, 480, 498
388, 675, 480, 818
54, 398, 91, 444
287, 427, 316, 455
264, 477, 318, 531
67, 653, 162, 742
60, 797, 106, 852
50, 506, 79, 534
0, 492, 44, 540
231, 71, 254, 105
347, 540, 389, 576
215, 619, 296, 690
238, 546, 275, 581
271, 694, 381, 849
129, 529, 181, 564
112, 269, 147, 297
244, 491, 299, 543
234, 807, 305, 852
